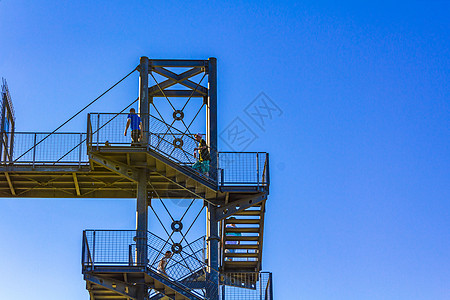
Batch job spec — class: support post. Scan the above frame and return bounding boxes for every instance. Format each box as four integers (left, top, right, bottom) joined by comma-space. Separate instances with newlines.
135, 169, 148, 300
206, 203, 219, 299
136, 169, 148, 265
139, 56, 150, 145
207, 57, 218, 182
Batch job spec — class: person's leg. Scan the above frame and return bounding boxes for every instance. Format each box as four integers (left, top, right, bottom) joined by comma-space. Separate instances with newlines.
192, 161, 201, 171
203, 160, 210, 175
131, 130, 138, 145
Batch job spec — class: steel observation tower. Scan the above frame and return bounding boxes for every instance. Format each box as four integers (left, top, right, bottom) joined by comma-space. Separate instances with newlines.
0, 58, 273, 300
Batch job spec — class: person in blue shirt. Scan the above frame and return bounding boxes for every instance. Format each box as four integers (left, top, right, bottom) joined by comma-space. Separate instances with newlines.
124, 108, 143, 145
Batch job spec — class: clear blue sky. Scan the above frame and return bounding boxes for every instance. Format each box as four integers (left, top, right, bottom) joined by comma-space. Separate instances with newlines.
1, 1, 449, 299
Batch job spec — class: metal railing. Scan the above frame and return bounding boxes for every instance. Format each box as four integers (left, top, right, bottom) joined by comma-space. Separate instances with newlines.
82, 230, 211, 298
87, 113, 213, 165
0, 112, 270, 188
218, 152, 269, 187
0, 132, 88, 165
87, 113, 269, 187
82, 230, 273, 300
220, 272, 273, 300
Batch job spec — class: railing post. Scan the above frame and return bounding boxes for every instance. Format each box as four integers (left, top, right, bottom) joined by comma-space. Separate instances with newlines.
129, 244, 133, 266
81, 230, 86, 268
260, 272, 263, 300
269, 272, 273, 300
32, 133, 37, 167
86, 114, 91, 153
96, 114, 100, 150
256, 152, 260, 187
79, 133, 82, 167
92, 231, 96, 268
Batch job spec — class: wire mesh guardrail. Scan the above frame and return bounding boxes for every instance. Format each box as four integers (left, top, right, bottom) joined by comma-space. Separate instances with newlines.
87, 113, 213, 165
82, 230, 273, 300
0, 114, 269, 188
220, 272, 273, 300
0, 132, 88, 165
83, 230, 210, 298
87, 113, 269, 187
218, 152, 269, 187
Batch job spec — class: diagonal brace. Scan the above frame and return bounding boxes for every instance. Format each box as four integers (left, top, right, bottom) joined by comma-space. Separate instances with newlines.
5, 172, 16, 196
89, 153, 139, 182
150, 67, 207, 95
216, 194, 266, 221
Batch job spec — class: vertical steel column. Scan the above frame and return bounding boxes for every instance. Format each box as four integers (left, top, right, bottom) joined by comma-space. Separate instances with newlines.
206, 58, 219, 299
136, 169, 148, 300
207, 57, 218, 181
137, 57, 150, 300
136, 169, 148, 264
139, 56, 149, 145
206, 203, 219, 299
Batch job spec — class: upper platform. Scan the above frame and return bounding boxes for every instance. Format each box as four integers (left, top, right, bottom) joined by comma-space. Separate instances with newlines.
0, 58, 270, 205
0, 113, 269, 202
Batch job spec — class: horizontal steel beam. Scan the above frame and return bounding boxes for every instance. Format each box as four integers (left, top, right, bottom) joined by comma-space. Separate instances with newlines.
0, 165, 90, 172
149, 59, 207, 68
149, 89, 205, 97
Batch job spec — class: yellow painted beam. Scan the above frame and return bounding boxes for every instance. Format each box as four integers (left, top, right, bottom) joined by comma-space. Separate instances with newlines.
5, 172, 16, 196
72, 173, 81, 196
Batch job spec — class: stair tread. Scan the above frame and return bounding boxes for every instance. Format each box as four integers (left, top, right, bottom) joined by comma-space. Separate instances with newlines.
224, 252, 259, 258
234, 210, 261, 216
224, 236, 260, 241
225, 227, 260, 233
224, 244, 260, 249
225, 219, 261, 224
223, 261, 258, 266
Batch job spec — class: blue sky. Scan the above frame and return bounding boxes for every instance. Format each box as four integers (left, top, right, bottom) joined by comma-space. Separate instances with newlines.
0, 1, 449, 299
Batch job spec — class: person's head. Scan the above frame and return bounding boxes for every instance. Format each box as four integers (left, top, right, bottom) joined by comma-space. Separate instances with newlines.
165, 250, 172, 258
194, 133, 202, 141
130, 108, 136, 114
228, 217, 236, 226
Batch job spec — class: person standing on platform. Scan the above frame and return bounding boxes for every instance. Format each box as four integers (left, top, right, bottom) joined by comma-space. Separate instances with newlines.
124, 108, 143, 145
193, 133, 211, 175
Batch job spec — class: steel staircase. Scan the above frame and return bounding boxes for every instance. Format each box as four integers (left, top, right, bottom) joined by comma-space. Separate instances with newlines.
88, 146, 222, 203
221, 201, 266, 274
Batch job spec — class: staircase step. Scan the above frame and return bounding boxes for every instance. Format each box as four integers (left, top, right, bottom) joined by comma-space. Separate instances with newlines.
234, 210, 261, 216
224, 252, 259, 258
144, 268, 204, 300
223, 261, 258, 267
225, 227, 260, 233
225, 236, 260, 241
225, 218, 261, 224
224, 244, 260, 249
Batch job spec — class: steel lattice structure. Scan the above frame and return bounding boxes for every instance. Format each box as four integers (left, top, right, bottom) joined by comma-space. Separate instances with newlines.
0, 58, 272, 300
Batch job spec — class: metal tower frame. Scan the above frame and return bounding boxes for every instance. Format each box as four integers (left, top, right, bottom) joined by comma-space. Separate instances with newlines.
0, 58, 273, 300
